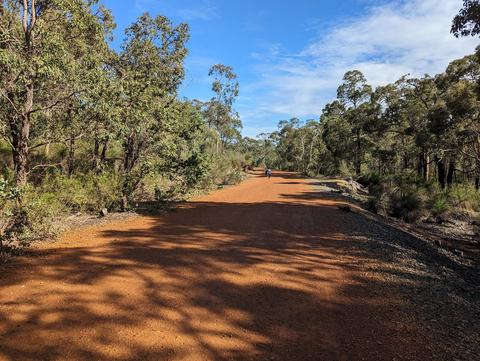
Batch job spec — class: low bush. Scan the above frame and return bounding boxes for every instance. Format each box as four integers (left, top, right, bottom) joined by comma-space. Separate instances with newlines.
36, 172, 122, 213
338, 161, 354, 177
222, 169, 245, 186
430, 194, 449, 217
20, 190, 66, 242
389, 188, 426, 222
447, 184, 480, 212
361, 172, 480, 224
1, 172, 124, 249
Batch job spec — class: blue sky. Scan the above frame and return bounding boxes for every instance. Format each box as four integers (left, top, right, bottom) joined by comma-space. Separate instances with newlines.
101, 0, 478, 136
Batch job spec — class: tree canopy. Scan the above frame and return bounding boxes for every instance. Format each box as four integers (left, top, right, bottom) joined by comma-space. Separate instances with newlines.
452, 0, 480, 37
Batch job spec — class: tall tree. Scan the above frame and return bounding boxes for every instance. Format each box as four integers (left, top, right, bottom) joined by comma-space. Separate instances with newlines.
116, 13, 189, 209
336, 70, 373, 174
204, 64, 241, 150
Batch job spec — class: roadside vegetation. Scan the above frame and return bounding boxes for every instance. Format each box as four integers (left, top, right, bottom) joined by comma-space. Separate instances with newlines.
0, 1, 247, 251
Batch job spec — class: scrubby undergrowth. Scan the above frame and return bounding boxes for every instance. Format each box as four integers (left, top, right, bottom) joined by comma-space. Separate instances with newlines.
360, 173, 480, 225
0, 151, 247, 254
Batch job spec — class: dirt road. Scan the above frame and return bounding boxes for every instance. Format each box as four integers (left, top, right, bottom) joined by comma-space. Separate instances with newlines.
0, 172, 477, 360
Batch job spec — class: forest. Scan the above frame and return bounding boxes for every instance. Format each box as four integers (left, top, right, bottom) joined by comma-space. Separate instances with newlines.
244, 56, 480, 222
0, 0, 246, 247
1, 0, 480, 248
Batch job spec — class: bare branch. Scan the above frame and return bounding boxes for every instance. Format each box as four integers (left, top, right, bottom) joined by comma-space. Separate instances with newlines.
29, 90, 83, 115
30, 133, 85, 150
27, 162, 63, 175
0, 91, 22, 115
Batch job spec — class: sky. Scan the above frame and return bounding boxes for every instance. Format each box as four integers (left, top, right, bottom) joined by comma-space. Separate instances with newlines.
101, 0, 478, 137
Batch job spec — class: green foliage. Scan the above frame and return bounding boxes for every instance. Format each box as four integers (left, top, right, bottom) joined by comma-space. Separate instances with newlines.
1, 171, 123, 246
338, 161, 354, 177
20, 190, 66, 242
389, 189, 425, 223
0, 3, 249, 247
209, 151, 247, 186
430, 195, 449, 217
0, 177, 22, 250
447, 184, 480, 211
36, 173, 122, 212
452, 0, 480, 38
204, 64, 241, 147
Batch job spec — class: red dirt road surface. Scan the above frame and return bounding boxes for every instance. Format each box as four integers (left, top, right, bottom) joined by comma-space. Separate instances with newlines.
0, 172, 440, 360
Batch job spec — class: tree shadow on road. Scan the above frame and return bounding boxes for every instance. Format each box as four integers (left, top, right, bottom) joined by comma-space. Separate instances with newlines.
0, 178, 474, 360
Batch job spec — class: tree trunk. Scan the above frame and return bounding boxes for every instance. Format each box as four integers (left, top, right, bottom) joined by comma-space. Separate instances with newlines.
476, 160, 480, 190
9, 84, 32, 187
419, 152, 430, 182
100, 137, 109, 166
436, 156, 446, 189
355, 128, 361, 175
417, 154, 423, 178
92, 137, 100, 172
67, 133, 76, 177
11, 2, 37, 187
121, 136, 135, 211
446, 158, 455, 188
10, 118, 29, 187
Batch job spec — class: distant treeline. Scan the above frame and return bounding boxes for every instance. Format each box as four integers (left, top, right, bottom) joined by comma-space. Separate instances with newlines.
246, 55, 480, 189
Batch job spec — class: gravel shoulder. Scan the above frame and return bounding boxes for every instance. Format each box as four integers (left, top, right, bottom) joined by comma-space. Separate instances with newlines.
312, 178, 480, 360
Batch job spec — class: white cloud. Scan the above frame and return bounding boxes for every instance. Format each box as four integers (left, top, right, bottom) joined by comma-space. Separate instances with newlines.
177, 2, 217, 21
134, 0, 217, 21
248, 0, 478, 120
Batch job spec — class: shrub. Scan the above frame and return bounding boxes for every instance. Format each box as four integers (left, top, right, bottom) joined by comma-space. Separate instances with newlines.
338, 161, 353, 177
447, 184, 480, 212
0, 178, 22, 251
222, 169, 245, 185
430, 194, 449, 217
389, 188, 426, 223
20, 190, 66, 242
37, 172, 122, 212
0, 172, 123, 247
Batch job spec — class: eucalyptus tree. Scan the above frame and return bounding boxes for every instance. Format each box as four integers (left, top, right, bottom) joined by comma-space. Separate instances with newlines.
155, 100, 212, 194
399, 76, 442, 181
435, 55, 480, 188
320, 100, 352, 173
275, 118, 302, 171
0, 0, 112, 186
86, 55, 121, 173
371, 78, 418, 174
255, 132, 281, 169
115, 13, 189, 209
204, 64, 241, 151
336, 70, 373, 174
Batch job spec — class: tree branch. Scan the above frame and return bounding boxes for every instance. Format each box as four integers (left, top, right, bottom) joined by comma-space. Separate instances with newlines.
30, 133, 85, 150
0, 91, 22, 115
29, 90, 83, 115
27, 162, 63, 175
